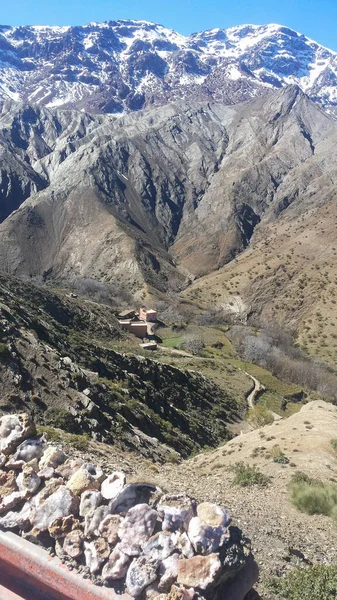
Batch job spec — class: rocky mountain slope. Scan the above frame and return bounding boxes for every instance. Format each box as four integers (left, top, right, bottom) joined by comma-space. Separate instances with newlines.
152, 400, 337, 599
0, 85, 337, 303
0, 21, 337, 113
0, 274, 241, 460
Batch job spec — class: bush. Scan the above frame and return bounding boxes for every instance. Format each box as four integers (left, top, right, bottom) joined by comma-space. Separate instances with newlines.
268, 565, 337, 600
247, 405, 274, 428
44, 407, 79, 433
231, 462, 271, 487
0, 343, 10, 362
289, 474, 337, 517
271, 444, 289, 464
330, 439, 337, 452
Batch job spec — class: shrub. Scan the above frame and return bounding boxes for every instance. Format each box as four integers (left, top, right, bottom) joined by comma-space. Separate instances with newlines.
44, 407, 79, 433
330, 439, 337, 452
268, 565, 337, 600
231, 462, 271, 487
0, 343, 10, 362
271, 444, 289, 464
289, 474, 337, 517
247, 405, 274, 428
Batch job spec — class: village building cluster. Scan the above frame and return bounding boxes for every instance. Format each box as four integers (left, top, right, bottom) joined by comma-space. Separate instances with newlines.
118, 308, 158, 349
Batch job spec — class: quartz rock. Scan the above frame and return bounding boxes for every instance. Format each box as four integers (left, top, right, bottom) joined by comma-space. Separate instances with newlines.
101, 545, 130, 581
126, 555, 158, 597
197, 502, 231, 529
10, 437, 46, 466
79, 490, 102, 518
63, 529, 84, 559
158, 553, 179, 592
38, 467, 55, 480
101, 471, 125, 500
142, 532, 174, 561
35, 477, 64, 506
177, 554, 221, 590
0, 454, 7, 467
39, 446, 67, 470
98, 514, 122, 545
0, 490, 28, 514
119, 504, 158, 556
48, 515, 81, 539
188, 503, 230, 555
109, 483, 158, 514
157, 495, 195, 532
56, 458, 84, 480
0, 470, 18, 500
168, 586, 196, 599
0, 414, 36, 456
0, 497, 37, 529
84, 539, 109, 574
16, 466, 41, 495
84, 505, 109, 538
172, 532, 194, 559
30, 486, 79, 532
66, 464, 104, 496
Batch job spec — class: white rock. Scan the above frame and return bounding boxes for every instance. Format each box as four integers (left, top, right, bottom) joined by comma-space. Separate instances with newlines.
126, 555, 158, 597
39, 446, 67, 470
142, 532, 174, 561
84, 539, 109, 574
118, 504, 158, 556
158, 553, 179, 592
188, 503, 230, 555
172, 532, 194, 558
101, 471, 125, 500
30, 486, 79, 531
79, 490, 102, 517
84, 505, 109, 537
108, 483, 158, 514
16, 466, 41, 494
0, 414, 36, 455
101, 545, 130, 581
12, 437, 46, 465
157, 494, 195, 532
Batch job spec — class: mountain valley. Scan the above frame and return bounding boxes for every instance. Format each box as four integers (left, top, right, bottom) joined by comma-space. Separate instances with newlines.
1, 17, 337, 600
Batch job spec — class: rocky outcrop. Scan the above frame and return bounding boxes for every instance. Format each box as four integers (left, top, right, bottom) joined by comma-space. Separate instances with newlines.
0, 413, 257, 599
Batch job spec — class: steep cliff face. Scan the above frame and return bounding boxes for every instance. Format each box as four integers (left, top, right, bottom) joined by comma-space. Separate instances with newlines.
0, 21, 337, 113
0, 86, 336, 293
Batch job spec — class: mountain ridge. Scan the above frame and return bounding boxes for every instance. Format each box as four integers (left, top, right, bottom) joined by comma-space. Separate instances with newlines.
1, 20, 337, 113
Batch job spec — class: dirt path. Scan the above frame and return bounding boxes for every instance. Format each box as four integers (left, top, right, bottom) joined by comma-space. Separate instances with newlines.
245, 373, 265, 409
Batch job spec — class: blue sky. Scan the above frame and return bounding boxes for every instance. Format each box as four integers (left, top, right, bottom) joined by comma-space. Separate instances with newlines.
2, 0, 337, 50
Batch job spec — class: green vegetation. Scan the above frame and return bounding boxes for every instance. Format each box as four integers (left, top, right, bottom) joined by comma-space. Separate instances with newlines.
247, 405, 274, 428
161, 336, 185, 348
0, 342, 10, 362
267, 565, 337, 600
44, 407, 79, 434
330, 439, 337, 453
36, 425, 90, 450
231, 462, 271, 487
230, 359, 302, 396
271, 444, 290, 464
289, 472, 337, 520
257, 391, 301, 417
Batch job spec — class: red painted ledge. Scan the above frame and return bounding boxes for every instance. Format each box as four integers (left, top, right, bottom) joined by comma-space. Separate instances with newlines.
0, 530, 133, 600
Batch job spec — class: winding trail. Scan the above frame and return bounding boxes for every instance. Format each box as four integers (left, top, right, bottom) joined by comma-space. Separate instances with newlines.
245, 373, 266, 409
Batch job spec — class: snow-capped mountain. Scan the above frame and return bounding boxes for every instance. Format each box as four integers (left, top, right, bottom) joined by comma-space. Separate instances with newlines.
0, 20, 337, 113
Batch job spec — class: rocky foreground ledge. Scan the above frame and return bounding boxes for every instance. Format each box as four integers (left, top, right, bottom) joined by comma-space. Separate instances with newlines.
0, 413, 257, 599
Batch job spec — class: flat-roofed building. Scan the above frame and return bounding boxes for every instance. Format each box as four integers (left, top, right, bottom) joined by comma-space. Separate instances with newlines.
139, 308, 157, 322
